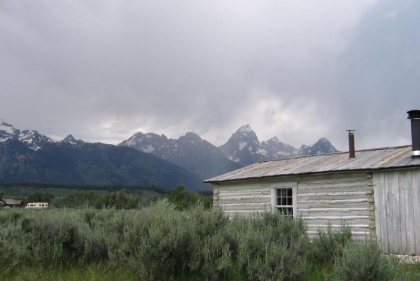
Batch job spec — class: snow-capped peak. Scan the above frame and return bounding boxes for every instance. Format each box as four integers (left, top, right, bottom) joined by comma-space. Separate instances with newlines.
63, 134, 84, 145
18, 130, 54, 151
0, 119, 18, 142
238, 124, 252, 133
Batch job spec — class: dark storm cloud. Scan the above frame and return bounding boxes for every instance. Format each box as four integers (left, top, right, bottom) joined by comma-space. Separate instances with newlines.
1, 0, 418, 151
328, 0, 420, 149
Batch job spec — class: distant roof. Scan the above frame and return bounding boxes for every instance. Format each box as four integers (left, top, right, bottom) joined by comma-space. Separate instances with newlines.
0, 198, 23, 205
204, 145, 420, 183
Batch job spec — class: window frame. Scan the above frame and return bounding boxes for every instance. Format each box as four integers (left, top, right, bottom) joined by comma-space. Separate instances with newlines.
271, 183, 297, 218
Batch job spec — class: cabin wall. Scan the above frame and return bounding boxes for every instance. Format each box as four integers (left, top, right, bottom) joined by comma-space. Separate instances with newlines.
296, 173, 375, 238
213, 181, 272, 218
212, 172, 375, 239
373, 168, 420, 255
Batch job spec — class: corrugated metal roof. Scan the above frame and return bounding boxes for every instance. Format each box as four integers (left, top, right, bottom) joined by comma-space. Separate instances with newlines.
204, 145, 420, 183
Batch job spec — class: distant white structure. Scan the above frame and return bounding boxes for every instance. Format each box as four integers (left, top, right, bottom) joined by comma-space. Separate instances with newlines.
25, 202, 49, 209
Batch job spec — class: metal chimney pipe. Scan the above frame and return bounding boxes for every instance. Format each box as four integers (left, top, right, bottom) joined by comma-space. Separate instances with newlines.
407, 109, 420, 157
347, 130, 355, 158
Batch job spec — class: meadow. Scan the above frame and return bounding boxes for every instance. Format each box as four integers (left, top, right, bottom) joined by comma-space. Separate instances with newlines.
0, 200, 419, 281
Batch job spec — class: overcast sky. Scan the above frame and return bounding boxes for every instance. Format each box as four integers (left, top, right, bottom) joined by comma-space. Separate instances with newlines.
1, 0, 419, 151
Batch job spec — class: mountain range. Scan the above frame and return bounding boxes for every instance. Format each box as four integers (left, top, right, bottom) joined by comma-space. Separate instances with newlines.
119, 124, 338, 175
0, 120, 206, 190
0, 119, 338, 190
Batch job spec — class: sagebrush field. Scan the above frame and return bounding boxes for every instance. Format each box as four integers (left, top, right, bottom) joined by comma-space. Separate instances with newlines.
0, 201, 418, 281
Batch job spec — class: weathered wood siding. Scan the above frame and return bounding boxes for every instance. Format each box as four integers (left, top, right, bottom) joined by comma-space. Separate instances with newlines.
213, 172, 375, 240
296, 173, 375, 238
213, 181, 272, 218
374, 168, 420, 255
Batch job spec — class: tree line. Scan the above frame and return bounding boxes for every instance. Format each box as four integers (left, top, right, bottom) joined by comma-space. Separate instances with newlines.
1, 184, 212, 210
0, 182, 169, 194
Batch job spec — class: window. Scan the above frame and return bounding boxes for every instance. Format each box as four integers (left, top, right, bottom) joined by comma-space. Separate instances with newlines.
271, 183, 297, 218
276, 188, 293, 217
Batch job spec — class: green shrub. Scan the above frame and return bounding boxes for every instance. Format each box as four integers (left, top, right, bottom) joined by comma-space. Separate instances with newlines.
311, 224, 353, 265
328, 240, 399, 281
1, 203, 406, 281
232, 213, 311, 281
124, 200, 230, 281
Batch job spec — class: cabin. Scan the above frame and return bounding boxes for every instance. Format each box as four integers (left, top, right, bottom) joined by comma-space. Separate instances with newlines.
0, 198, 23, 208
204, 110, 420, 255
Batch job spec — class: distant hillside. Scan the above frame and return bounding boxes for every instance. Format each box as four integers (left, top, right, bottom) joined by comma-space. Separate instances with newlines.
0, 120, 208, 190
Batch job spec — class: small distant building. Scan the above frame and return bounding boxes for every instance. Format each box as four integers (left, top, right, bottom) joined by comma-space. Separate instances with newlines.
25, 202, 49, 209
0, 198, 23, 208
205, 110, 420, 255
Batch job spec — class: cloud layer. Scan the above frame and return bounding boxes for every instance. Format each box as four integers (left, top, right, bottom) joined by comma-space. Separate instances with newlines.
1, 0, 419, 151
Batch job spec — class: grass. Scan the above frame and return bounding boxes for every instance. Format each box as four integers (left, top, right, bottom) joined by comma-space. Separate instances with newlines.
395, 263, 420, 281
1, 263, 418, 281
0, 265, 137, 281
0, 203, 419, 281
305, 265, 333, 281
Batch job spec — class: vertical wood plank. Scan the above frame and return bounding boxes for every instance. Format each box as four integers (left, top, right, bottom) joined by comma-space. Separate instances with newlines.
398, 170, 410, 254
374, 172, 388, 253
386, 171, 401, 254
412, 170, 420, 255
380, 172, 389, 253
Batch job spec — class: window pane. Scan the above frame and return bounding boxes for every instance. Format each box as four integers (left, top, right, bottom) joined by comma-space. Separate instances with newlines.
275, 188, 294, 217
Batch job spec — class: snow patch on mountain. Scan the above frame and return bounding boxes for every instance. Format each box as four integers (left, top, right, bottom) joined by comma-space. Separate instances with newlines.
238, 142, 247, 150
143, 145, 155, 153
257, 148, 267, 155
125, 138, 137, 146
228, 155, 240, 163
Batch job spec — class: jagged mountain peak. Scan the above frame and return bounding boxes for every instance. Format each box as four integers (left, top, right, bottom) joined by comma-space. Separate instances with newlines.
0, 119, 12, 127
64, 134, 76, 141
20, 129, 41, 137
317, 137, 331, 144
267, 136, 280, 142
62, 134, 84, 145
218, 125, 263, 165
180, 132, 203, 144
184, 132, 201, 138
299, 138, 339, 155
18, 129, 54, 151
237, 124, 253, 133
219, 125, 339, 166
121, 129, 242, 180
0, 119, 19, 142
230, 125, 259, 140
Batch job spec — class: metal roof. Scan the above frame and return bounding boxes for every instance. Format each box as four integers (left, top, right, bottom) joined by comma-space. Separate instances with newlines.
0, 198, 23, 205
204, 145, 420, 183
